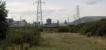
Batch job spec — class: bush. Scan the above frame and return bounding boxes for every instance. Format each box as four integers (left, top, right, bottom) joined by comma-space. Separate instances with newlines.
79, 19, 106, 36
95, 19, 106, 36
58, 26, 69, 32
57, 24, 83, 33
79, 22, 97, 35
3, 27, 41, 47
68, 25, 80, 33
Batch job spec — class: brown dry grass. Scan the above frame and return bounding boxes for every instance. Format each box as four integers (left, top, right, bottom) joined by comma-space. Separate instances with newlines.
29, 33, 106, 50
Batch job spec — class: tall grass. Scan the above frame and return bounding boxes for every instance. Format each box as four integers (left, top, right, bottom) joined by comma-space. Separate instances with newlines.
0, 27, 41, 50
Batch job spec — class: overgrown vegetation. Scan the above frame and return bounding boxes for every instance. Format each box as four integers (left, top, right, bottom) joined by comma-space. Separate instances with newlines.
79, 19, 106, 36
57, 19, 106, 37
0, 1, 8, 41
8, 27, 40, 45
29, 33, 106, 50
58, 26, 70, 32
0, 27, 41, 50
0, 1, 41, 50
0, 0, 105, 50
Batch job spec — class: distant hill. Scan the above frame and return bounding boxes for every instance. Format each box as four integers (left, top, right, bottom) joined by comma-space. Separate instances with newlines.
70, 16, 106, 25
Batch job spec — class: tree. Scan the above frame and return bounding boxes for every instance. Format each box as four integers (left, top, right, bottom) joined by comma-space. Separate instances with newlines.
79, 19, 106, 36
0, 1, 8, 41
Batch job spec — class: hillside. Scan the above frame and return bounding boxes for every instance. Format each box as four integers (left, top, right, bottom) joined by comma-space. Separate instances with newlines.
70, 16, 106, 25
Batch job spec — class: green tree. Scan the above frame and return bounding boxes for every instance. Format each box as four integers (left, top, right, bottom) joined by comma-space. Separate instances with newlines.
0, 1, 8, 41
79, 19, 106, 36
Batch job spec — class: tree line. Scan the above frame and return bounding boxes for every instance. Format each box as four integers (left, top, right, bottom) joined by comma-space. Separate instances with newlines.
57, 19, 106, 37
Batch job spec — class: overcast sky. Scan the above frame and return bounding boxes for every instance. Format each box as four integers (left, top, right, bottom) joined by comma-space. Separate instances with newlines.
4, 0, 106, 23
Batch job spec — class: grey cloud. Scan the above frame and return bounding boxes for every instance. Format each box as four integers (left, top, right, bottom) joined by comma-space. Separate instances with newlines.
85, 0, 105, 5
5, 0, 33, 3
5, 0, 106, 23
9, 10, 36, 17
86, 1, 98, 5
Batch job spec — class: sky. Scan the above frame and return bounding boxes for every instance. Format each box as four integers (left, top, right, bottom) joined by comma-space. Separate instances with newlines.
4, 0, 106, 23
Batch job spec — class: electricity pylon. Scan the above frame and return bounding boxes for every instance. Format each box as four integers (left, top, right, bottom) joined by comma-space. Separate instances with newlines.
76, 5, 80, 19
36, 0, 43, 26
75, 5, 80, 25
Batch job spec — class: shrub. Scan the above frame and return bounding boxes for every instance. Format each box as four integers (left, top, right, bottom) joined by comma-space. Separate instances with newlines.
58, 26, 69, 32
3, 27, 41, 47
68, 25, 80, 33
79, 19, 106, 36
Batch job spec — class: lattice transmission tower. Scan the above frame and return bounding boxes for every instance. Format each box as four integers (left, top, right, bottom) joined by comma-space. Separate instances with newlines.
76, 5, 80, 19
36, 0, 43, 26
75, 5, 80, 25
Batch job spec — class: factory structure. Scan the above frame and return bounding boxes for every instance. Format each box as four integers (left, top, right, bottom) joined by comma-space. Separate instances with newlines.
7, 18, 28, 27
44, 18, 59, 28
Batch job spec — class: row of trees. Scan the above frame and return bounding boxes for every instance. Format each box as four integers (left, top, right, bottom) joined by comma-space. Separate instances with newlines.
57, 19, 106, 37
79, 19, 106, 36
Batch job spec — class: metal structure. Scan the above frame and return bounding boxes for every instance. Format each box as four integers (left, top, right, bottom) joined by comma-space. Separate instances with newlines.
36, 0, 43, 26
76, 5, 80, 19
74, 5, 80, 25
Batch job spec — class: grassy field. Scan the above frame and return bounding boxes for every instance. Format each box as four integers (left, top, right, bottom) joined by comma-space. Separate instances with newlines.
29, 33, 106, 50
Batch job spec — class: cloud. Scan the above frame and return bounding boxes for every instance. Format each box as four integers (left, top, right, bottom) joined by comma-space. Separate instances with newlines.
6, 0, 67, 23
86, 1, 98, 5
4, 0, 106, 23
85, 0, 106, 5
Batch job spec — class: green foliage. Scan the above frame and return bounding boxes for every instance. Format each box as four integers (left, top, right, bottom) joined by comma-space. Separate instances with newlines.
58, 26, 69, 32
0, 1, 8, 41
57, 25, 81, 33
79, 19, 106, 36
57, 18, 106, 37
79, 22, 97, 35
92, 19, 106, 36
3, 27, 41, 47
68, 25, 80, 33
